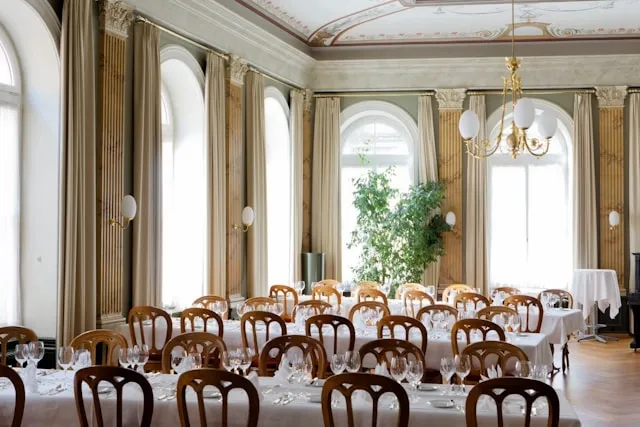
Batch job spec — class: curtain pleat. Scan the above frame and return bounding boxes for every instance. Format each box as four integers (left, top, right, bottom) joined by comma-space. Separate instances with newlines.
290, 89, 304, 282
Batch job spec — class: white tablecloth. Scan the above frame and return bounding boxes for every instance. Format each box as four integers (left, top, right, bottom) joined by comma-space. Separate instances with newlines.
504, 308, 586, 346
570, 269, 622, 320
0, 371, 581, 427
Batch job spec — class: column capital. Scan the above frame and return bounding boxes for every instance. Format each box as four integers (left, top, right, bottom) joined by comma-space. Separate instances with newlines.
435, 88, 466, 110
303, 89, 314, 112
228, 54, 248, 86
99, 0, 134, 39
596, 86, 628, 108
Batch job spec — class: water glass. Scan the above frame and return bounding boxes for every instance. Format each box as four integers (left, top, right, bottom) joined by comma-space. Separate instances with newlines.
57, 346, 75, 383
455, 354, 471, 394
170, 348, 187, 374
509, 314, 521, 334
222, 351, 235, 373
189, 352, 203, 370
407, 360, 424, 401
345, 351, 361, 373
72, 349, 91, 371
390, 356, 407, 384
28, 341, 45, 366
136, 344, 150, 372
14, 344, 28, 368
239, 348, 254, 375
532, 364, 548, 382
295, 281, 306, 296
119, 348, 132, 369
331, 353, 346, 375
515, 360, 532, 378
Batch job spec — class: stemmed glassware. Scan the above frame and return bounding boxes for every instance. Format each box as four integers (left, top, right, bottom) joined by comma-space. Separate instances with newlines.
431, 311, 444, 339
425, 285, 436, 298
27, 341, 45, 367
14, 344, 28, 368
406, 360, 424, 402
509, 314, 522, 335
380, 283, 391, 297
330, 354, 346, 375
295, 281, 306, 296
238, 348, 254, 376
345, 351, 361, 373
137, 344, 150, 372
440, 356, 456, 395
119, 348, 132, 369
222, 350, 236, 373
390, 356, 408, 384
57, 346, 75, 385
170, 348, 187, 374
515, 360, 533, 378
455, 354, 471, 394
72, 349, 91, 372
213, 301, 228, 320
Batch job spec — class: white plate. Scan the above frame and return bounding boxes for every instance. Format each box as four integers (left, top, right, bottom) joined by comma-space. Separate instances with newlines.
418, 384, 437, 392
430, 399, 455, 409
97, 385, 115, 394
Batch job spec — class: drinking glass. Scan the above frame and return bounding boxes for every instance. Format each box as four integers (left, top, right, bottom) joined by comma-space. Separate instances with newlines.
170, 348, 187, 374
137, 344, 150, 372
295, 281, 306, 296
28, 341, 45, 367
14, 344, 28, 368
131, 345, 141, 372
345, 351, 361, 373
330, 354, 346, 375
189, 352, 203, 370
119, 348, 132, 369
273, 303, 284, 317
455, 354, 471, 394
440, 356, 456, 394
426, 285, 436, 298
407, 360, 424, 401
72, 349, 91, 372
510, 314, 522, 334
390, 356, 407, 384
239, 348, 253, 376
58, 346, 75, 384
381, 283, 390, 296
431, 311, 444, 339
532, 364, 548, 382
515, 360, 532, 378
222, 351, 235, 373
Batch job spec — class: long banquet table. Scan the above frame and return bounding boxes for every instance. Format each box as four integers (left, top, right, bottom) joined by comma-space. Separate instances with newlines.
0, 370, 581, 427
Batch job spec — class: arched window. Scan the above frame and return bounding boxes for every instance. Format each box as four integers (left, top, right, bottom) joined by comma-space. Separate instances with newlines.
160, 47, 206, 309
340, 101, 418, 281
264, 87, 292, 285
487, 99, 573, 291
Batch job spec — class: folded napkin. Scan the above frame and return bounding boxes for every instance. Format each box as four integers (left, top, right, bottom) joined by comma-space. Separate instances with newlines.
273, 357, 292, 384
480, 364, 503, 382
246, 372, 263, 401
374, 363, 390, 377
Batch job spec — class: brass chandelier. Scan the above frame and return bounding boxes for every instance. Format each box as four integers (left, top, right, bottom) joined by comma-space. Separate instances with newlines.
458, 0, 558, 159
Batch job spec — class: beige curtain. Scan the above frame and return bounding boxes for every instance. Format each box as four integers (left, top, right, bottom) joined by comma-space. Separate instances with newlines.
57, 0, 97, 346
132, 23, 162, 307
311, 97, 342, 280
629, 93, 640, 290
246, 72, 268, 297
205, 53, 227, 296
572, 94, 598, 269
465, 95, 488, 293
290, 89, 304, 281
417, 95, 440, 286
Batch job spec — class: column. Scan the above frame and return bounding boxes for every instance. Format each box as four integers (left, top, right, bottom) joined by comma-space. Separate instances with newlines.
435, 89, 466, 289
96, 0, 133, 329
226, 55, 248, 301
596, 86, 628, 292
302, 89, 314, 253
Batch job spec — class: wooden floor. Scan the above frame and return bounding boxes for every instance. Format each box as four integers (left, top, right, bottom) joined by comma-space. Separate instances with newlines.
550, 334, 640, 427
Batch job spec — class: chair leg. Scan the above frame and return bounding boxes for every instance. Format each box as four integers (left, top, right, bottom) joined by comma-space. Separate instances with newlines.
562, 340, 570, 372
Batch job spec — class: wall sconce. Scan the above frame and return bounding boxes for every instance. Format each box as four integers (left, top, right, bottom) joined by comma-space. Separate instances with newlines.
233, 206, 255, 232
445, 211, 456, 227
109, 195, 137, 229
609, 210, 620, 230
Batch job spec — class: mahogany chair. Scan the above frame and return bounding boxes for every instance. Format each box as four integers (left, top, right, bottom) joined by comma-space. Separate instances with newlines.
322, 373, 409, 427
312, 285, 342, 309
269, 285, 298, 322
403, 290, 435, 318
377, 315, 428, 355
317, 279, 339, 288
394, 282, 425, 299
538, 289, 574, 371
453, 292, 491, 311
0, 326, 37, 366
465, 377, 560, 427
69, 329, 128, 366
504, 295, 544, 333
192, 295, 229, 319
477, 306, 518, 328
161, 332, 227, 373
258, 335, 327, 378
0, 364, 25, 427
180, 308, 224, 336
356, 288, 388, 305
461, 341, 529, 382
128, 306, 173, 372
177, 369, 260, 427
243, 297, 275, 311
240, 311, 287, 361
291, 300, 333, 322
74, 366, 154, 427
359, 338, 426, 380
442, 284, 472, 303
416, 304, 458, 325
305, 314, 356, 356
451, 319, 506, 356
348, 301, 390, 322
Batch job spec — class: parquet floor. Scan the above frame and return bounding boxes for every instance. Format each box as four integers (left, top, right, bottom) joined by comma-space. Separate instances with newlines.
550, 334, 640, 427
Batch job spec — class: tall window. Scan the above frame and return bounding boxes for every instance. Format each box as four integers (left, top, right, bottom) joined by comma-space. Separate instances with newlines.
0, 34, 20, 325
340, 101, 417, 281
264, 87, 292, 285
487, 101, 573, 291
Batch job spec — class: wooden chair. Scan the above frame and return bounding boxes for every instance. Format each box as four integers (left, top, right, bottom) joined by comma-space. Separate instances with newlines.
348, 301, 391, 322
453, 292, 491, 311
244, 297, 275, 311
312, 285, 342, 309
504, 295, 544, 333
240, 311, 287, 360
258, 335, 327, 378
317, 279, 339, 288
538, 289, 574, 371
70, 329, 128, 366
353, 281, 379, 297
74, 366, 153, 427
359, 338, 425, 379
451, 319, 506, 356
322, 373, 409, 427
442, 284, 471, 303
291, 300, 333, 322
128, 306, 173, 372
177, 369, 259, 427
356, 288, 388, 305
493, 287, 521, 297
0, 364, 25, 427
0, 326, 37, 366
269, 285, 298, 321
193, 295, 229, 319
377, 315, 428, 354
161, 332, 227, 373
305, 314, 356, 356
394, 282, 425, 299
416, 304, 458, 325
180, 308, 224, 336
403, 290, 435, 318
461, 341, 529, 382
465, 377, 560, 427
477, 306, 518, 327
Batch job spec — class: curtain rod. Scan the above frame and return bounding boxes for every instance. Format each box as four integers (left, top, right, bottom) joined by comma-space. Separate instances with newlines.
629, 88, 640, 94
314, 91, 435, 98
468, 88, 596, 95
248, 66, 303, 91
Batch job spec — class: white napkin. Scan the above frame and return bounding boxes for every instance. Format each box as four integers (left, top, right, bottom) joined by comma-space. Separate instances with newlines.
480, 364, 503, 382
374, 363, 390, 377
273, 357, 291, 384
246, 371, 263, 401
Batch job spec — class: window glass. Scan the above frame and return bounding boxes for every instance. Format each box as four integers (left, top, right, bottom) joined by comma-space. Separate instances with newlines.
0, 41, 13, 86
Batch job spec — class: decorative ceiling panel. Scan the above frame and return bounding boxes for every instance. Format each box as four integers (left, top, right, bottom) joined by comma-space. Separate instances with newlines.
235, 0, 640, 46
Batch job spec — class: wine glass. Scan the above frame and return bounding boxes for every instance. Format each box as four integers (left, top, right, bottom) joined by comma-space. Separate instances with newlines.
14, 344, 28, 368
455, 354, 471, 394
431, 311, 444, 339
407, 360, 424, 401
131, 346, 141, 372
239, 348, 253, 376
137, 344, 150, 373
295, 281, 306, 296
57, 346, 75, 385
330, 354, 346, 375
222, 351, 235, 373
345, 351, 361, 373
515, 360, 533, 378
72, 349, 91, 372
390, 356, 408, 384
170, 348, 187, 374
214, 301, 228, 320
381, 283, 390, 297
510, 314, 522, 334
28, 341, 45, 368
189, 352, 203, 370
440, 356, 456, 395
119, 348, 131, 369
426, 285, 436, 298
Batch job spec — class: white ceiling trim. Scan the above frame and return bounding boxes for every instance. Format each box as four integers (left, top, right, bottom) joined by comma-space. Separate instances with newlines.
310, 55, 640, 91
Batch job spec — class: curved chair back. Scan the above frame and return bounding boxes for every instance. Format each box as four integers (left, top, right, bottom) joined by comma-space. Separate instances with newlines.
128, 306, 172, 370
192, 295, 229, 319
244, 297, 275, 311
292, 300, 333, 322
305, 314, 356, 356
161, 332, 227, 373
240, 311, 287, 358
442, 284, 472, 303
493, 287, 521, 297
356, 288, 388, 305
395, 282, 425, 299
359, 338, 425, 378
269, 285, 298, 321
416, 304, 458, 325
180, 308, 223, 336
317, 279, 339, 288
451, 319, 506, 356
0, 326, 37, 366
538, 289, 574, 309
477, 306, 518, 329
377, 315, 428, 355
0, 365, 24, 427
70, 329, 128, 366
348, 301, 390, 322
453, 292, 490, 311
403, 290, 435, 318
461, 341, 529, 379
258, 335, 327, 378
312, 285, 342, 308
504, 295, 544, 333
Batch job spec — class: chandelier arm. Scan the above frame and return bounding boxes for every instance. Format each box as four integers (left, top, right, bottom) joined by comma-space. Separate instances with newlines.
523, 138, 551, 158
466, 137, 502, 159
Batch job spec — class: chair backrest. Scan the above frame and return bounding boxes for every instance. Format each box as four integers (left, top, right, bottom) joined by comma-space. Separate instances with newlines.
451, 319, 506, 356
0, 364, 25, 427
493, 287, 521, 297
504, 295, 544, 333
358, 338, 425, 376
312, 285, 342, 307
0, 326, 37, 366
240, 311, 287, 357
395, 282, 425, 299
348, 301, 391, 322
465, 377, 560, 427
442, 284, 471, 303
305, 314, 356, 356
416, 304, 458, 324
403, 290, 435, 318
244, 297, 275, 311
357, 288, 388, 305
377, 315, 428, 355
192, 295, 229, 319
258, 335, 327, 378
70, 329, 128, 366
453, 292, 490, 311
461, 341, 529, 379
269, 285, 298, 321
177, 369, 260, 427
322, 373, 409, 427
74, 366, 154, 427
477, 306, 518, 327
354, 281, 379, 297
180, 308, 224, 336
317, 279, 339, 288
161, 332, 227, 373
292, 300, 333, 322
128, 306, 173, 360
538, 289, 574, 309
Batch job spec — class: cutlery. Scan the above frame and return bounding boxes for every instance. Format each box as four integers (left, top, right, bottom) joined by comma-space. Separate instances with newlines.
47, 384, 65, 395
281, 394, 295, 405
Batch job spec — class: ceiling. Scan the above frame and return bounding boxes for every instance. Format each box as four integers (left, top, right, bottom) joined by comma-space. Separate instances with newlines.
234, 0, 640, 48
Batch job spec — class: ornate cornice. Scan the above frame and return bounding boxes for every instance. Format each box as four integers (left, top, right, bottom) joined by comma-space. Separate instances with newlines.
228, 54, 248, 86
99, 0, 134, 39
303, 89, 314, 112
435, 89, 466, 110
596, 86, 628, 108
